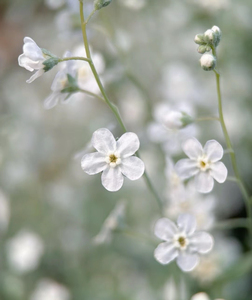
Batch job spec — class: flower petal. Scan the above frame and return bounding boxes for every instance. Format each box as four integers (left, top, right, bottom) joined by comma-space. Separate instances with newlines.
195, 172, 214, 193
23, 39, 44, 61
182, 138, 203, 159
44, 92, 62, 110
154, 242, 178, 265
81, 152, 107, 175
116, 132, 140, 157
26, 69, 45, 83
204, 140, 223, 162
154, 218, 178, 241
101, 167, 124, 192
177, 214, 196, 235
176, 252, 199, 272
91, 128, 116, 155
189, 231, 214, 254
191, 293, 210, 300
175, 159, 199, 179
210, 162, 228, 183
120, 156, 144, 180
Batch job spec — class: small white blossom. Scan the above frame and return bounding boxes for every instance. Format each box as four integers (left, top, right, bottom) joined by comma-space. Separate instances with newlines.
191, 293, 225, 300
175, 138, 228, 193
18, 37, 47, 83
200, 53, 216, 71
6, 230, 44, 274
154, 214, 214, 272
30, 279, 70, 300
81, 128, 145, 191
44, 51, 75, 109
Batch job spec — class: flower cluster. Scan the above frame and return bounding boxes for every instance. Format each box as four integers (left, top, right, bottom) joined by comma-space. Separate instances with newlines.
194, 25, 221, 71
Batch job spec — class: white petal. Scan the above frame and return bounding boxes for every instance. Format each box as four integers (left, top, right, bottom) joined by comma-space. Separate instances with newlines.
191, 293, 210, 300
182, 138, 203, 159
154, 242, 178, 265
81, 152, 107, 175
154, 218, 178, 241
177, 214, 196, 235
175, 159, 199, 179
189, 231, 214, 254
26, 69, 44, 83
101, 167, 124, 192
176, 252, 199, 272
23, 39, 44, 61
204, 140, 223, 162
120, 157, 144, 180
195, 172, 214, 193
91, 128, 116, 155
210, 162, 228, 183
51, 70, 68, 91
116, 132, 140, 157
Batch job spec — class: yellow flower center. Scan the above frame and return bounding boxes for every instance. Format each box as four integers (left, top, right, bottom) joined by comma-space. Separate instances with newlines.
109, 154, 118, 163
178, 236, 186, 247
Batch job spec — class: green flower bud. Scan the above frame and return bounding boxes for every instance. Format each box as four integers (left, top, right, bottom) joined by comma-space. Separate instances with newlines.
94, 0, 112, 10
194, 34, 206, 45
197, 45, 207, 54
200, 53, 216, 71
211, 25, 222, 47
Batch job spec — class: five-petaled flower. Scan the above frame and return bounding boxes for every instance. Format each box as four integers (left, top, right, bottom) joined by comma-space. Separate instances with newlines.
81, 128, 145, 192
18, 37, 47, 83
154, 214, 214, 272
175, 138, 228, 193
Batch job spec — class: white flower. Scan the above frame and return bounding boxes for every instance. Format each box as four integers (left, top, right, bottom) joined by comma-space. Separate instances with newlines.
6, 230, 44, 274
18, 37, 47, 83
81, 128, 145, 191
93, 200, 126, 244
154, 214, 214, 272
175, 138, 228, 193
30, 279, 70, 300
191, 293, 225, 300
44, 51, 75, 109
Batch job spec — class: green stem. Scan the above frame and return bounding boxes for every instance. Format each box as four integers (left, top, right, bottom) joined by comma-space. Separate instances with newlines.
213, 66, 252, 240
79, 0, 163, 212
59, 56, 90, 63
85, 9, 97, 25
78, 88, 105, 102
214, 218, 249, 230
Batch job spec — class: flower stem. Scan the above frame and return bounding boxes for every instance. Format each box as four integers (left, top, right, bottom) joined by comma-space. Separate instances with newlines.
214, 218, 249, 230
78, 88, 105, 102
78, 0, 163, 212
59, 56, 90, 63
213, 67, 252, 241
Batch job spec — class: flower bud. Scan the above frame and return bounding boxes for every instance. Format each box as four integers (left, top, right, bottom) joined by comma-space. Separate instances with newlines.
164, 111, 193, 130
94, 0, 112, 10
211, 25, 222, 47
203, 29, 216, 45
197, 45, 207, 54
194, 34, 206, 45
200, 53, 216, 71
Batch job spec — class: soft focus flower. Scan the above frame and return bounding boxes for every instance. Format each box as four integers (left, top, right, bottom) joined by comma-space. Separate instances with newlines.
30, 279, 70, 300
175, 138, 227, 193
119, 0, 146, 10
18, 37, 47, 83
81, 128, 145, 191
6, 230, 44, 274
165, 182, 216, 230
0, 189, 10, 232
154, 214, 214, 272
93, 200, 126, 244
45, 0, 65, 10
44, 51, 75, 109
200, 53, 216, 71
191, 292, 225, 300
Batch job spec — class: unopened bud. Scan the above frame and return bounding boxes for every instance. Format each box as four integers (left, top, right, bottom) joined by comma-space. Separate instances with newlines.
204, 29, 216, 45
211, 25, 222, 47
200, 53, 216, 71
194, 34, 206, 45
164, 111, 193, 130
197, 45, 207, 54
94, 0, 112, 10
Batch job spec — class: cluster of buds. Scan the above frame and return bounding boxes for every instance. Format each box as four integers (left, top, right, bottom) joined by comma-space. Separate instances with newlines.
194, 26, 221, 71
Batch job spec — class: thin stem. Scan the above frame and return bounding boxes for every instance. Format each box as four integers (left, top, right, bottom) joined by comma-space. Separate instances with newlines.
85, 9, 96, 25
79, 0, 163, 212
213, 67, 252, 240
214, 218, 249, 230
195, 116, 220, 122
226, 176, 238, 183
78, 88, 105, 102
59, 56, 90, 63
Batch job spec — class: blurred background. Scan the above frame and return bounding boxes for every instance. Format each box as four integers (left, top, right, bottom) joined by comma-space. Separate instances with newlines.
0, 0, 252, 299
